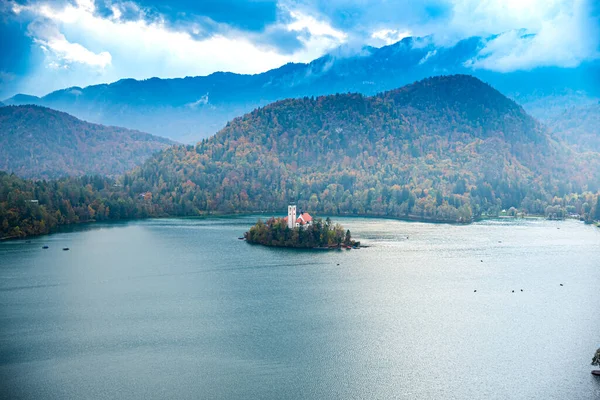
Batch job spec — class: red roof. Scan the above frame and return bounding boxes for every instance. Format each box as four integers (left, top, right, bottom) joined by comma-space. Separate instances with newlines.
282, 212, 313, 225
297, 212, 312, 225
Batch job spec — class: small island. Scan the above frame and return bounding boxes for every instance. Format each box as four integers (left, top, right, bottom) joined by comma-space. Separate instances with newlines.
244, 205, 360, 249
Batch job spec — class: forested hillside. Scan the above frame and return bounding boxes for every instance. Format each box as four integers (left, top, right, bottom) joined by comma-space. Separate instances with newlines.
2, 75, 600, 238
546, 102, 600, 152
0, 172, 143, 238
0, 105, 175, 179
122, 75, 600, 223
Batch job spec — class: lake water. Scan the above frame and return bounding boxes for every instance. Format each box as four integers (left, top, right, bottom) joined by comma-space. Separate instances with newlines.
0, 216, 599, 399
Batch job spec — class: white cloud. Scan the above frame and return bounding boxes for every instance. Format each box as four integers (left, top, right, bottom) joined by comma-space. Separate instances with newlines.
6, 0, 599, 96
462, 0, 599, 71
285, 10, 348, 59
418, 49, 437, 64
292, 0, 598, 72
15, 2, 112, 71
370, 29, 412, 46
287, 10, 346, 40
33, 30, 112, 69
11, 0, 348, 96
448, 0, 565, 35
186, 93, 209, 108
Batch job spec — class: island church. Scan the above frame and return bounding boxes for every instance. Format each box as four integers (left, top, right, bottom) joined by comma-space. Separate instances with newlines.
283, 205, 313, 229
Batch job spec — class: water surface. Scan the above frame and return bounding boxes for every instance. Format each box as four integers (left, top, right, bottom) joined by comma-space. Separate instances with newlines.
1, 217, 599, 399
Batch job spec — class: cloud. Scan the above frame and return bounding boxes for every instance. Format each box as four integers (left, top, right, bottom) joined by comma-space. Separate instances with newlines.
370, 29, 412, 46
117, 0, 280, 31
463, 0, 600, 71
1, 0, 599, 98
283, 9, 347, 59
292, 0, 599, 71
3, 0, 347, 96
240, 6, 348, 56
186, 93, 209, 108
286, 9, 345, 40
287, 0, 451, 44
252, 25, 305, 54
27, 19, 112, 69
418, 49, 437, 64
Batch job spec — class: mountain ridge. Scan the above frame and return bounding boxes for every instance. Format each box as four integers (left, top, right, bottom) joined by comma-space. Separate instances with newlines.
6, 35, 599, 142
0, 105, 176, 179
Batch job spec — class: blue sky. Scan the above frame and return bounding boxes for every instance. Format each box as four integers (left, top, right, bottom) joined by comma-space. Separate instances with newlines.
0, 0, 599, 98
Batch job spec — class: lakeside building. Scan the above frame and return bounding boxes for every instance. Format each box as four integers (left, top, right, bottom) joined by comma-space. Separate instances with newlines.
283, 204, 313, 229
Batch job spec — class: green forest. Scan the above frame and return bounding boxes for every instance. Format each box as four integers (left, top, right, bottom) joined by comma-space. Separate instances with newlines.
117, 76, 600, 222
2, 75, 600, 239
0, 172, 151, 239
245, 217, 359, 248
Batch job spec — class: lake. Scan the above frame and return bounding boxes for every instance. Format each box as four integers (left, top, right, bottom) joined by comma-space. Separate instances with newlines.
0, 216, 599, 399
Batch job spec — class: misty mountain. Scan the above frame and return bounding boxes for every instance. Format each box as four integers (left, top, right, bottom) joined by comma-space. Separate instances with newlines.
546, 102, 600, 153
0, 105, 175, 179
5, 36, 600, 143
122, 75, 599, 222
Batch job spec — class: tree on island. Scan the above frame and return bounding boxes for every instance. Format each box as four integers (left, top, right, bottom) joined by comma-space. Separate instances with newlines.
244, 217, 359, 248
344, 229, 352, 246
592, 348, 600, 374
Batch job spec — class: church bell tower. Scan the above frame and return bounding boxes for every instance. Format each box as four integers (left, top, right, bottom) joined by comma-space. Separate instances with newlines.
287, 205, 297, 229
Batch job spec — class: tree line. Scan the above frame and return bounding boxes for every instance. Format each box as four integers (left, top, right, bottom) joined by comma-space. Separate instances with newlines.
2, 168, 599, 240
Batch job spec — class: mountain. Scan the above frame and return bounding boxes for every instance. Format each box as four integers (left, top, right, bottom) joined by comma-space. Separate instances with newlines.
7, 94, 40, 104
6, 35, 599, 143
3, 75, 599, 239
0, 105, 175, 179
121, 75, 600, 222
545, 102, 600, 152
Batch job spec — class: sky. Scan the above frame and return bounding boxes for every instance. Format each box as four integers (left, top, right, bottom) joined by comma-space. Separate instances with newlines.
0, 0, 599, 98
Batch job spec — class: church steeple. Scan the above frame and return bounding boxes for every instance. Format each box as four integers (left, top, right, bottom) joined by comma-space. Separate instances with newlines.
287, 204, 297, 229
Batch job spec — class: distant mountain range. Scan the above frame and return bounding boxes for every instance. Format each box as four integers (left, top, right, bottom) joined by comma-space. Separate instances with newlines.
0, 105, 175, 179
5, 35, 600, 143
122, 75, 600, 222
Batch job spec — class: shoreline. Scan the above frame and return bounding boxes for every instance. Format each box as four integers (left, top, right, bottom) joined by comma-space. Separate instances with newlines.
0, 212, 588, 242
245, 241, 364, 250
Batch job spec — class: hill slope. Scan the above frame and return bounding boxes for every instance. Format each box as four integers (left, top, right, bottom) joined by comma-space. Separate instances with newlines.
0, 105, 175, 179
5, 35, 599, 142
545, 102, 600, 152
123, 75, 599, 222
